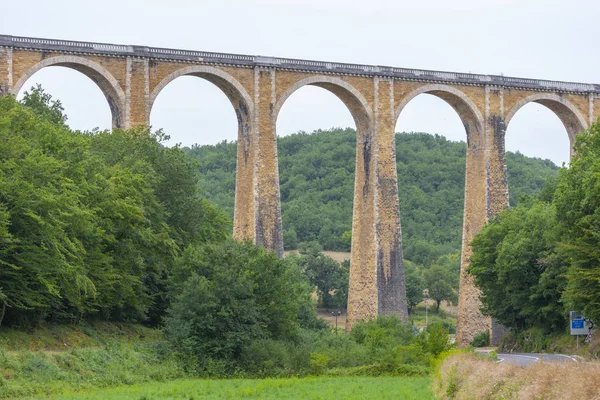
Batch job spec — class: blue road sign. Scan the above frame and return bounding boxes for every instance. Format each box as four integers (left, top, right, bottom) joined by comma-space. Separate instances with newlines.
572, 319, 584, 329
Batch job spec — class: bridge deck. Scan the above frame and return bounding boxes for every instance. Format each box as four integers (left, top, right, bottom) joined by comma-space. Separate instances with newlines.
0, 34, 598, 94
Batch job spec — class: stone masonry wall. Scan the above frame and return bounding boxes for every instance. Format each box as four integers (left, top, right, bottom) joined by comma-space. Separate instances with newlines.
0, 47, 11, 95
374, 78, 408, 321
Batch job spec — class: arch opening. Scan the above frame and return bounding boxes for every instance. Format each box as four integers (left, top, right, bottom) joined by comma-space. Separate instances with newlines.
394, 87, 481, 268
505, 94, 588, 164
274, 78, 371, 255
504, 99, 581, 206
394, 85, 488, 338
13, 56, 125, 129
148, 66, 255, 239
15, 66, 115, 131
395, 93, 467, 142
148, 66, 254, 158
149, 76, 240, 148
395, 85, 484, 149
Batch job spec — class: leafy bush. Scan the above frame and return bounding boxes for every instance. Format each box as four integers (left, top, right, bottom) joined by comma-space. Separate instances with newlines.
164, 240, 314, 372
420, 323, 453, 356
471, 331, 490, 348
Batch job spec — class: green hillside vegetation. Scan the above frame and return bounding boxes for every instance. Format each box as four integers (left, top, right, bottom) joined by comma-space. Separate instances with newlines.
187, 128, 559, 266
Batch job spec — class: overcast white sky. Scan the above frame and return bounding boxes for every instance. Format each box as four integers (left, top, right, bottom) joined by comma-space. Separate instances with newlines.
6, 0, 600, 165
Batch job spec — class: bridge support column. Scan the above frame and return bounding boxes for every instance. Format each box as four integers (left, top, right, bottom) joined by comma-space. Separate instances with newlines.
252, 67, 283, 257
456, 86, 509, 345
485, 87, 510, 345
232, 89, 256, 244
0, 47, 12, 96
125, 56, 150, 129
347, 77, 408, 328
456, 103, 489, 345
347, 108, 378, 328
374, 78, 408, 321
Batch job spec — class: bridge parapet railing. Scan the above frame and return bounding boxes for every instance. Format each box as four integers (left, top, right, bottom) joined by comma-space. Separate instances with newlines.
494, 76, 596, 93
0, 34, 131, 53
145, 46, 254, 62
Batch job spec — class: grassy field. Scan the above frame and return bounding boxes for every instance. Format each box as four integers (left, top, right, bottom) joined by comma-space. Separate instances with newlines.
49, 376, 433, 400
0, 323, 184, 399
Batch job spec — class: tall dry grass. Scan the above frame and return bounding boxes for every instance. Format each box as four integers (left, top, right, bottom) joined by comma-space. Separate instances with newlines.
434, 353, 600, 399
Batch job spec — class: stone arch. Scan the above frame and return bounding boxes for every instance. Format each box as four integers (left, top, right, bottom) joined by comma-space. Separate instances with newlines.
12, 56, 126, 128
273, 76, 372, 132
505, 93, 588, 151
272, 75, 378, 328
395, 84, 484, 147
149, 65, 256, 243
148, 65, 254, 122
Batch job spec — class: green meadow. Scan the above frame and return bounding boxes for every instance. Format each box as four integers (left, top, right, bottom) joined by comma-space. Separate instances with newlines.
49, 377, 433, 400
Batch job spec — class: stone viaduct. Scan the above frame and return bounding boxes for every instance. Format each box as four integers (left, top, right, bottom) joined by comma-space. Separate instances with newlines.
1, 35, 599, 344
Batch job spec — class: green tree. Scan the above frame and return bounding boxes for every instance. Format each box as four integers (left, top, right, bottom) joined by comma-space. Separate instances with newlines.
165, 240, 313, 365
20, 84, 68, 126
554, 121, 600, 324
0, 88, 230, 327
404, 260, 424, 314
469, 198, 566, 332
293, 242, 349, 308
423, 265, 457, 312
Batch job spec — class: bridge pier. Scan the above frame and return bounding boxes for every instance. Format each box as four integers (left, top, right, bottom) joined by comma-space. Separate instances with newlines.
456, 107, 489, 346
373, 78, 408, 321
456, 87, 510, 346
0, 47, 11, 96
125, 57, 150, 129
252, 67, 284, 257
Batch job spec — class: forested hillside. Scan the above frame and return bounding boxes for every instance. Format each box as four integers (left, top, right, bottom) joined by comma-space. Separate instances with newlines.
187, 128, 559, 265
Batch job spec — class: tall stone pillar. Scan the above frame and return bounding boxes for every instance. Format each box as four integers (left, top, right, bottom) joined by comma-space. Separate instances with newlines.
252, 67, 283, 257
347, 87, 378, 329
232, 88, 256, 244
348, 77, 409, 327
374, 78, 408, 321
456, 107, 489, 346
125, 56, 150, 129
456, 86, 510, 346
0, 47, 12, 96
486, 87, 509, 218
485, 87, 510, 345
589, 94, 596, 129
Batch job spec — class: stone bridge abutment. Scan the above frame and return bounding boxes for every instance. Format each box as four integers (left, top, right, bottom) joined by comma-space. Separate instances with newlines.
1, 35, 599, 343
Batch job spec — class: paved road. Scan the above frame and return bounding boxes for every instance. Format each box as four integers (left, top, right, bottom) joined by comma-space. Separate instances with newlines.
496, 353, 579, 366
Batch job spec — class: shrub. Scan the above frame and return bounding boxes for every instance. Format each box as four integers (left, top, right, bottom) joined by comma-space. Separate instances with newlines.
309, 352, 330, 374
471, 331, 490, 347
420, 323, 453, 356
164, 240, 314, 372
